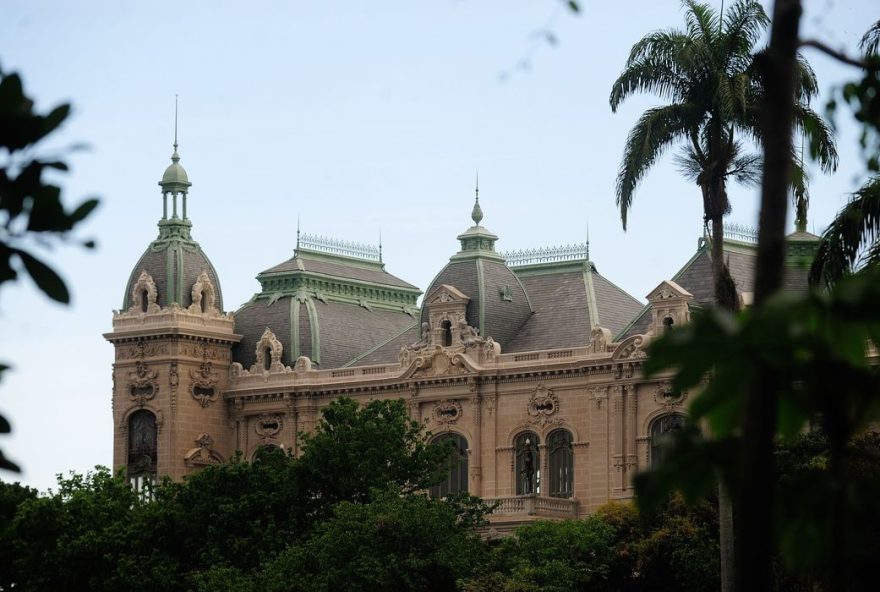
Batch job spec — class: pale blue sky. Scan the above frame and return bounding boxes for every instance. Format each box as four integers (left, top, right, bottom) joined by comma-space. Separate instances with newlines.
1, 0, 874, 490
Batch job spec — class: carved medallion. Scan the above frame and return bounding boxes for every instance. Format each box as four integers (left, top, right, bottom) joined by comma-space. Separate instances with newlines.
653, 382, 687, 408
255, 414, 283, 439
432, 399, 463, 424
189, 361, 220, 407
527, 384, 559, 426
126, 361, 159, 407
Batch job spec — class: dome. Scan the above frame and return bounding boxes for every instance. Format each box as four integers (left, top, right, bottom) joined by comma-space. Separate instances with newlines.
420, 197, 533, 350
123, 240, 224, 310
162, 161, 189, 185
232, 241, 422, 370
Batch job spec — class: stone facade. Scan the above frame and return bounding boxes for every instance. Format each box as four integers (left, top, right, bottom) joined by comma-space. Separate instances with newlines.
107, 146, 815, 531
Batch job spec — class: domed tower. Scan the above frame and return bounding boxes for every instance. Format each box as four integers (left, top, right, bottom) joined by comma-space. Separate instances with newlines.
105, 126, 240, 488
420, 185, 533, 351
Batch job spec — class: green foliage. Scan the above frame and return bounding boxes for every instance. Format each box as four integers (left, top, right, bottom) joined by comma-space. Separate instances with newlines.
466, 518, 618, 592
637, 266, 880, 588
297, 397, 453, 511
263, 487, 489, 592
0, 65, 99, 473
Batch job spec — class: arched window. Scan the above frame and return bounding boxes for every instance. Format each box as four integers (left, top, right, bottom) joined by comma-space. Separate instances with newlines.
548, 429, 573, 498
431, 433, 468, 497
663, 316, 674, 331
127, 410, 157, 493
441, 320, 452, 346
515, 431, 540, 495
263, 347, 272, 371
140, 289, 149, 313
650, 414, 687, 468
200, 291, 207, 313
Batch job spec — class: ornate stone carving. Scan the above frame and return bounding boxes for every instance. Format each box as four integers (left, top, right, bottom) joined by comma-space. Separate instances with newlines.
410, 349, 467, 378
128, 270, 160, 314
255, 413, 283, 439
126, 361, 159, 407
653, 381, 688, 408
613, 335, 646, 360
251, 327, 285, 373
527, 384, 559, 426
590, 327, 612, 353
432, 399, 463, 424
294, 356, 313, 372
189, 361, 220, 407
184, 433, 224, 467
188, 271, 219, 315
589, 387, 608, 409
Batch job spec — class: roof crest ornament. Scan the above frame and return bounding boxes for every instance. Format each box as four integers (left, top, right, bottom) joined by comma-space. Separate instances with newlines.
501, 243, 590, 267
471, 170, 483, 226
173, 94, 179, 160
298, 233, 381, 262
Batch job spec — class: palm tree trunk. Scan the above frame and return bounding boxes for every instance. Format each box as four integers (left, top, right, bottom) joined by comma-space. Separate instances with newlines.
738, 1, 802, 590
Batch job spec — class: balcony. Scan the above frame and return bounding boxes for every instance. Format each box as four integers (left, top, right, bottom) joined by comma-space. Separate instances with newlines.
490, 494, 579, 519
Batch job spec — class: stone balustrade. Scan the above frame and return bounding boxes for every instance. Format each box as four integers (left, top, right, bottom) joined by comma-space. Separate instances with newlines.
490, 494, 578, 518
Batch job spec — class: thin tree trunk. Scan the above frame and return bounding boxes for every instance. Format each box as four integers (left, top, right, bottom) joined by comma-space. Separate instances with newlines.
737, 1, 802, 591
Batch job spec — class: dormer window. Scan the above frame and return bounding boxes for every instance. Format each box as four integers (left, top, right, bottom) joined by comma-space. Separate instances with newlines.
140, 289, 149, 313
441, 320, 452, 346
263, 347, 272, 371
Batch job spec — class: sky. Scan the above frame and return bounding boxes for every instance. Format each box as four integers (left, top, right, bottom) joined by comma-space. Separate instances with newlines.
0, 0, 875, 491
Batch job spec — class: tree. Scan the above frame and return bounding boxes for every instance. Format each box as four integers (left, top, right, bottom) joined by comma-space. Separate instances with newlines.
609, 0, 836, 310
296, 397, 453, 513
0, 66, 99, 472
809, 21, 880, 286
262, 487, 490, 592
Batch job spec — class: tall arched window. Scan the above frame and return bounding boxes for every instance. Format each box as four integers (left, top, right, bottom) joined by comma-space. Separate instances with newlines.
650, 414, 687, 468
431, 433, 468, 497
548, 429, 573, 498
515, 431, 540, 495
127, 410, 157, 493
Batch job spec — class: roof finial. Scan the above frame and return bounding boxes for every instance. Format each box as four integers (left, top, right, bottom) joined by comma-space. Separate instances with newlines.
378, 227, 383, 263
171, 94, 180, 163
296, 214, 301, 252
471, 171, 483, 226
586, 222, 590, 260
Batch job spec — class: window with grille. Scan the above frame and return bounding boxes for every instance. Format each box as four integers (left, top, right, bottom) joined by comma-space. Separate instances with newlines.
431, 433, 468, 497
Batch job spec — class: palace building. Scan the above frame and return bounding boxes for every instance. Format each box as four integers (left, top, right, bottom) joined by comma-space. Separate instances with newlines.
106, 143, 819, 532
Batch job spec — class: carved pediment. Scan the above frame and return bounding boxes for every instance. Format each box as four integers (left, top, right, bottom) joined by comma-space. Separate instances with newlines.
398, 346, 479, 379
184, 433, 224, 467
425, 284, 470, 305
646, 280, 693, 303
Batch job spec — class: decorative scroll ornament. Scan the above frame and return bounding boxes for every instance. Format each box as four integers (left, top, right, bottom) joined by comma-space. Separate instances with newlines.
184, 433, 224, 467
251, 328, 285, 373
411, 350, 467, 378
432, 399, 463, 424
189, 360, 220, 408
255, 414, 283, 439
527, 384, 559, 426
126, 361, 159, 407
188, 270, 218, 315
654, 382, 688, 408
128, 270, 161, 314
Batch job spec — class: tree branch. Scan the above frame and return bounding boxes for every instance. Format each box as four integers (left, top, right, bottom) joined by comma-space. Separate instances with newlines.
799, 38, 876, 70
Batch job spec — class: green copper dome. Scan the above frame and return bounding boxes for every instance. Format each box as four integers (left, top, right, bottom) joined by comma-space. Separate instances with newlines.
159, 149, 192, 190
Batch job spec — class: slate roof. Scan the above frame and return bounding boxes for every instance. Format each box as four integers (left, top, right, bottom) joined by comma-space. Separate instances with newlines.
123, 237, 224, 311
261, 253, 417, 289
506, 262, 643, 352
233, 247, 420, 369
616, 238, 766, 340
421, 259, 533, 351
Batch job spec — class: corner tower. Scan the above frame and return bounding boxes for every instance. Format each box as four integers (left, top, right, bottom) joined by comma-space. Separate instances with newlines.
105, 125, 240, 488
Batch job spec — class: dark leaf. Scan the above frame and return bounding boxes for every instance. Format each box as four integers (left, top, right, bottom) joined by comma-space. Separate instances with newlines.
69, 198, 99, 225
15, 248, 70, 303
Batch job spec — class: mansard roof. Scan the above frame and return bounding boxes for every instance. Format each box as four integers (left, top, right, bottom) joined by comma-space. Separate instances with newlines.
233, 238, 421, 370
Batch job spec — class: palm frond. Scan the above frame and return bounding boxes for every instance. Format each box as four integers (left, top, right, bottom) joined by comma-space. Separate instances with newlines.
728, 150, 762, 187
616, 104, 698, 229
684, 1, 718, 50
792, 104, 839, 173
721, 0, 769, 65
810, 176, 880, 286
610, 55, 692, 111
792, 53, 819, 102
860, 20, 880, 56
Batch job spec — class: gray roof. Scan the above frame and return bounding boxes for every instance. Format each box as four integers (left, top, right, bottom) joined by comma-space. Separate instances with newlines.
261, 252, 417, 290
421, 259, 533, 350
123, 237, 224, 311
506, 262, 643, 352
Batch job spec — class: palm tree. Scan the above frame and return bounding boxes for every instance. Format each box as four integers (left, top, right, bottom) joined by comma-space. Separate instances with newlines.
810, 20, 880, 286
610, 0, 837, 309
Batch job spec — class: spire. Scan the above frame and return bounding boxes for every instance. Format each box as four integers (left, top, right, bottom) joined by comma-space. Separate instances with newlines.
296, 214, 301, 252
471, 171, 483, 226
586, 221, 591, 261
378, 227, 383, 263
158, 96, 193, 238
